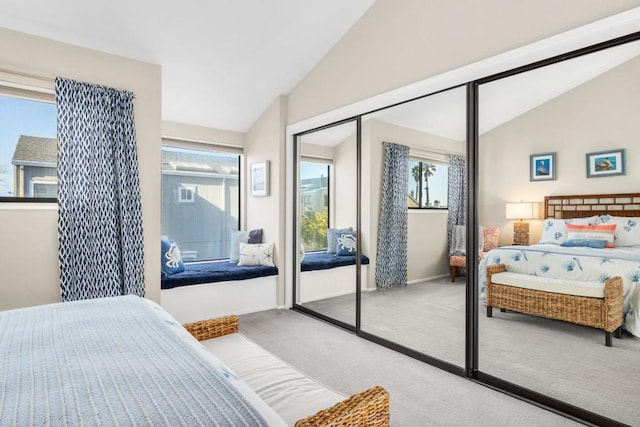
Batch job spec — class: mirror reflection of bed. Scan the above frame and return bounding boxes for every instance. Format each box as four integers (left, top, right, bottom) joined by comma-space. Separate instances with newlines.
477, 38, 640, 425
294, 36, 640, 426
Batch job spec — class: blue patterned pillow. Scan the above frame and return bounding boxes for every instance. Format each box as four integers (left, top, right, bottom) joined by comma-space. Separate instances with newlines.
161, 237, 185, 276
335, 230, 357, 256
560, 239, 607, 249
327, 227, 353, 254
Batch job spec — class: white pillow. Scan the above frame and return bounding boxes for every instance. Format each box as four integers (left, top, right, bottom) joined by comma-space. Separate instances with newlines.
539, 216, 599, 245
238, 242, 275, 267
599, 215, 640, 247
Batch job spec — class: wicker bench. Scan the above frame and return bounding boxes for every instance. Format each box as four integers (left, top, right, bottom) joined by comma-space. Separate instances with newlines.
183, 315, 390, 426
485, 264, 624, 346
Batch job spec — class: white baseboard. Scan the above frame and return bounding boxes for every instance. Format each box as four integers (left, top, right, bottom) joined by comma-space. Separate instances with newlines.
408, 274, 450, 285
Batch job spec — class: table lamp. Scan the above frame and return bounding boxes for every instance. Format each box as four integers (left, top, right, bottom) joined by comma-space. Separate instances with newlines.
505, 202, 537, 245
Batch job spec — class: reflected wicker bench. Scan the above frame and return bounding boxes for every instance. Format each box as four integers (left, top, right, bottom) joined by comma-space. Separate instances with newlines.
486, 264, 624, 346
183, 315, 390, 426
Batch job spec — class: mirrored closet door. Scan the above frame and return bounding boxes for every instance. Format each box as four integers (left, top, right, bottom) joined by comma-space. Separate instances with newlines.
359, 86, 467, 368
477, 39, 640, 426
294, 120, 360, 327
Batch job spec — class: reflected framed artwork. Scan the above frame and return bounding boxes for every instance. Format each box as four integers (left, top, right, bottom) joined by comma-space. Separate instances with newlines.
530, 152, 556, 181
251, 161, 269, 196
586, 149, 625, 178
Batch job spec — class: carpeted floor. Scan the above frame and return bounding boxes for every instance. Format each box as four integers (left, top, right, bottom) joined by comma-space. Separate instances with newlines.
298, 277, 640, 426
239, 308, 581, 426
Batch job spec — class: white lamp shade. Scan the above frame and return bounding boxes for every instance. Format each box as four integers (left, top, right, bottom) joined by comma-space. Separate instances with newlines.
505, 202, 536, 220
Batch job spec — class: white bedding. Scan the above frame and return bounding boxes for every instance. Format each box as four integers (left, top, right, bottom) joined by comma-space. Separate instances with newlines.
479, 244, 640, 337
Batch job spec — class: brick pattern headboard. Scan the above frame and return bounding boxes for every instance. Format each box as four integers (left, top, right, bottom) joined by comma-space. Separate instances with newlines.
544, 193, 640, 219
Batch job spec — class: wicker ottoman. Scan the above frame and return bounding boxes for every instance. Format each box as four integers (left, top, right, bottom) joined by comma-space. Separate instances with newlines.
486, 264, 624, 346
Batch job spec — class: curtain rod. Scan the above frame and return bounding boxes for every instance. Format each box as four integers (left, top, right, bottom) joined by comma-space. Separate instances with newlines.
383, 141, 463, 157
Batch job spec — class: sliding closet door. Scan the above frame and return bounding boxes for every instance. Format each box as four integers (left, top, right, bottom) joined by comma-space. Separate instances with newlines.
293, 120, 359, 328
358, 87, 468, 370
476, 39, 640, 425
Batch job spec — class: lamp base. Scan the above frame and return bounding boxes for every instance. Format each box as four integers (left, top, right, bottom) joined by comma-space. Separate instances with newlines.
513, 221, 529, 245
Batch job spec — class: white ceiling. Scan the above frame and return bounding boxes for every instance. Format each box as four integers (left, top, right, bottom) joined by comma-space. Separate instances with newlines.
0, 0, 375, 132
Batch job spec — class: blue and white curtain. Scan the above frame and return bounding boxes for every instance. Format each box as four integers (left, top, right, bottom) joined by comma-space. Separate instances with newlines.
375, 142, 409, 290
447, 154, 467, 252
56, 78, 144, 302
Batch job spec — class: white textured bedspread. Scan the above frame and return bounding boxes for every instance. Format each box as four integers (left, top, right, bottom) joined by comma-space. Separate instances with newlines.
479, 244, 640, 337
0, 295, 268, 426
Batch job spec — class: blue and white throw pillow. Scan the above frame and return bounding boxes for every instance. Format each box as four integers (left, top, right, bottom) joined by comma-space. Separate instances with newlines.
598, 215, 640, 247
238, 242, 275, 267
335, 230, 357, 256
538, 216, 599, 245
230, 228, 264, 263
327, 227, 353, 254
161, 236, 185, 276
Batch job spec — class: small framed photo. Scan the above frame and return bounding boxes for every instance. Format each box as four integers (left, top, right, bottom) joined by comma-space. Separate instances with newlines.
251, 161, 269, 196
530, 152, 556, 181
586, 149, 625, 178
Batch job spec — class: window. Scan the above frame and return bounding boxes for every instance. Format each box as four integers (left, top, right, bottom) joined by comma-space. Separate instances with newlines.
300, 161, 330, 252
0, 92, 58, 201
161, 145, 240, 262
178, 185, 195, 203
408, 158, 448, 209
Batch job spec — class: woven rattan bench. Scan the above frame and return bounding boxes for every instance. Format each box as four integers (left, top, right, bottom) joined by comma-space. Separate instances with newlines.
485, 264, 624, 347
183, 315, 390, 426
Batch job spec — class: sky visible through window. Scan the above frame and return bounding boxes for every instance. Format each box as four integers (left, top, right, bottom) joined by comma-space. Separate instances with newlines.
0, 95, 57, 196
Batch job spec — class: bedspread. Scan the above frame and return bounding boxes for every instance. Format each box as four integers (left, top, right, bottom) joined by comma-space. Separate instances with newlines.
478, 244, 640, 337
0, 295, 269, 426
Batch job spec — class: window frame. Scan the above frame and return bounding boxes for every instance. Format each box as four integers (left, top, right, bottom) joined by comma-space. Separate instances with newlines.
299, 158, 331, 252
0, 83, 57, 204
161, 139, 242, 262
408, 156, 449, 211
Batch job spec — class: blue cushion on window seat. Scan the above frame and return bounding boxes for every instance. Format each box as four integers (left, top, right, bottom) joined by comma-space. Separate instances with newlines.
301, 251, 370, 272
161, 261, 278, 290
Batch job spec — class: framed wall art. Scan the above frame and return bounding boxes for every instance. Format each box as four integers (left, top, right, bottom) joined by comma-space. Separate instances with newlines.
586, 149, 625, 178
251, 161, 270, 196
530, 152, 556, 181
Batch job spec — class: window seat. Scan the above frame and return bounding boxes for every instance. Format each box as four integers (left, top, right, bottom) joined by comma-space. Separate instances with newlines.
301, 252, 370, 272
161, 261, 278, 290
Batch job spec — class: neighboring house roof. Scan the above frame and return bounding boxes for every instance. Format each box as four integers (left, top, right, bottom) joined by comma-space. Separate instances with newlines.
11, 135, 57, 166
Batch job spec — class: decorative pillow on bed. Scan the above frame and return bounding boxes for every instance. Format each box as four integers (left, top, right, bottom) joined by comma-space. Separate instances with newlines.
161, 236, 186, 276
238, 242, 275, 266
598, 215, 640, 247
335, 230, 357, 256
482, 226, 499, 251
539, 216, 600, 245
327, 227, 353, 254
230, 229, 263, 262
560, 239, 607, 249
566, 224, 616, 248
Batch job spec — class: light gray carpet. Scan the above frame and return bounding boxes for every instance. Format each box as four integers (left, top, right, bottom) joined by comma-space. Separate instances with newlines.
298, 278, 640, 426
239, 309, 581, 426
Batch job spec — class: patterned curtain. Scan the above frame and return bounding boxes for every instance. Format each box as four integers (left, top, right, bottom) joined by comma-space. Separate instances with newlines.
56, 78, 144, 301
375, 142, 409, 290
447, 155, 467, 251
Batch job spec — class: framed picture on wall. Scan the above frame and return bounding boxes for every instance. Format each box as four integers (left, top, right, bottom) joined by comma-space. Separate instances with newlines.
586, 149, 625, 178
251, 161, 270, 196
530, 152, 556, 181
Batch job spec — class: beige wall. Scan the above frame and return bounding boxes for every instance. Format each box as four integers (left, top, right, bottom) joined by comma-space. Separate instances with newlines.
162, 121, 245, 147
287, 0, 637, 125
245, 96, 287, 304
333, 133, 358, 230
362, 119, 465, 285
479, 55, 640, 245
0, 28, 161, 310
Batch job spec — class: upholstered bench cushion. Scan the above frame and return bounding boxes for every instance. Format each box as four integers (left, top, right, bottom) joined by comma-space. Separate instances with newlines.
491, 272, 605, 298
202, 333, 345, 426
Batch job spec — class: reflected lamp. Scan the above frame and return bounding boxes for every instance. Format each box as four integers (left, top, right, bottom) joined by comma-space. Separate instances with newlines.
505, 202, 537, 245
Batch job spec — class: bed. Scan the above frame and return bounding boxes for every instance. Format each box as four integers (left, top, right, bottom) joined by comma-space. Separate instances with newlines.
479, 193, 640, 338
0, 295, 388, 426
